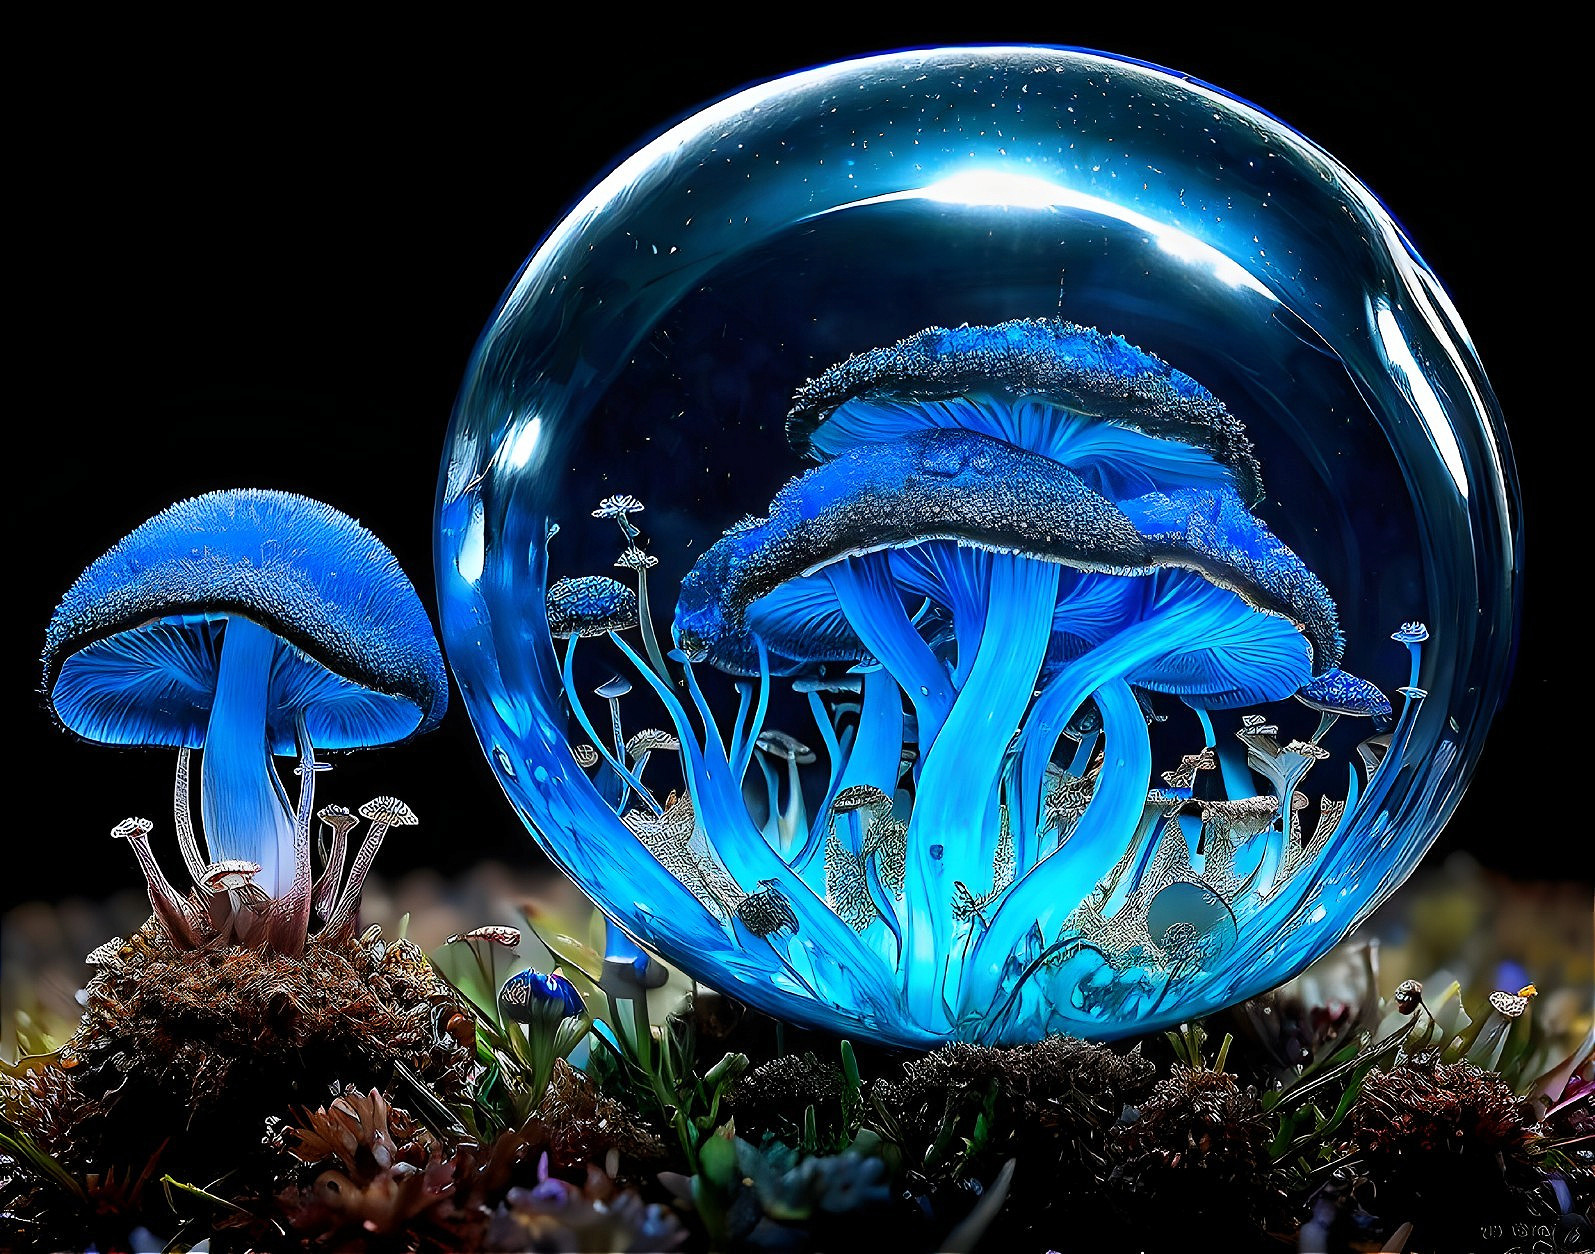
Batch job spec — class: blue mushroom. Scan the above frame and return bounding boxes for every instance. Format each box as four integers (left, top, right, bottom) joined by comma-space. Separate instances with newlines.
788, 317, 1264, 504
541, 317, 1403, 1048
43, 489, 446, 952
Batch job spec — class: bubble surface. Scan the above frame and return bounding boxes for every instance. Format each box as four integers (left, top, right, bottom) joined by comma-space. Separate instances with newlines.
435, 47, 1519, 1045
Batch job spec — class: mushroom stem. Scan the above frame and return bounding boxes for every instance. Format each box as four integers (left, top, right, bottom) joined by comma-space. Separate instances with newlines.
114, 818, 202, 948
729, 637, 771, 785
312, 808, 358, 923
608, 632, 911, 1025
900, 555, 1057, 1019
320, 802, 405, 943
630, 552, 673, 681
173, 746, 207, 886
269, 712, 318, 955
558, 638, 657, 814
199, 615, 297, 897
826, 554, 952, 749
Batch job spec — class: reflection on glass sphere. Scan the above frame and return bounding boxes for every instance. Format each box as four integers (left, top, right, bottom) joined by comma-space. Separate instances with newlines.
436, 47, 1519, 1046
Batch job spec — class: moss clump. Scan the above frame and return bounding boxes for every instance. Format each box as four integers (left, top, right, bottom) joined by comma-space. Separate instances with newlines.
872, 1036, 1156, 1244
1106, 1066, 1273, 1237
1342, 1055, 1550, 1244
4, 918, 473, 1179
726, 1051, 845, 1142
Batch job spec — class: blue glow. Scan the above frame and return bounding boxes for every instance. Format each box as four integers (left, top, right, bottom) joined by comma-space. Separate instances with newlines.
436, 48, 1519, 1046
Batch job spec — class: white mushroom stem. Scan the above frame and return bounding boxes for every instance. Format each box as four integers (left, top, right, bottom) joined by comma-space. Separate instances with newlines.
312, 808, 359, 923
113, 818, 202, 948
269, 711, 319, 956
320, 797, 416, 943
173, 746, 208, 885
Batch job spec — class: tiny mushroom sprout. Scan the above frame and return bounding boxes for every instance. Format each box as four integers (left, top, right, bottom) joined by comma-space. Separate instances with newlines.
44, 489, 446, 956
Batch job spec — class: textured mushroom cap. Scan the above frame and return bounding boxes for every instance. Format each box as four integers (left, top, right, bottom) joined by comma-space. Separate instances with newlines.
787, 318, 1263, 504
674, 428, 1151, 666
595, 675, 633, 700
545, 575, 639, 637
316, 804, 360, 834
203, 859, 263, 890
458, 925, 522, 948
625, 728, 680, 756
754, 730, 817, 764
1118, 487, 1344, 671
1295, 668, 1392, 717
358, 795, 419, 827
43, 489, 448, 753
110, 817, 154, 841
832, 784, 893, 815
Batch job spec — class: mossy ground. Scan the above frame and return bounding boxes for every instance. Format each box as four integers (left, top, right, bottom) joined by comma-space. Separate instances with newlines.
2, 872, 1591, 1253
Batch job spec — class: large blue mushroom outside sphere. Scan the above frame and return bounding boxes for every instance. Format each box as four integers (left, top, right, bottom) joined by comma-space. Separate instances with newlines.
46, 488, 447, 897
435, 48, 1520, 1046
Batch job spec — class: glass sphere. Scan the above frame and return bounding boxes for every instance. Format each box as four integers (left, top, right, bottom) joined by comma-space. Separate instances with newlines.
435, 47, 1519, 1047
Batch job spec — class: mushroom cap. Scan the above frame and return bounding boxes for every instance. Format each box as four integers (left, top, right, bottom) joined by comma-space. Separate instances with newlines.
358, 795, 419, 826
787, 318, 1264, 504
453, 925, 522, 948
592, 494, 644, 520
625, 728, 680, 757
1295, 668, 1392, 717
316, 804, 360, 833
110, 817, 154, 840
674, 428, 1151, 666
43, 489, 448, 754
545, 575, 639, 638
1118, 487, 1344, 673
754, 729, 817, 764
202, 859, 263, 891
595, 675, 633, 700
832, 784, 893, 816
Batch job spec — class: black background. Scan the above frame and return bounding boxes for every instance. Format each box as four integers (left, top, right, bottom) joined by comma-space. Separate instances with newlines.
11, 18, 1571, 912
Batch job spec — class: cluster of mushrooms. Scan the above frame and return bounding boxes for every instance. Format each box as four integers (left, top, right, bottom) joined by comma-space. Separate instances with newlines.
44, 489, 447, 956
536, 318, 1427, 1044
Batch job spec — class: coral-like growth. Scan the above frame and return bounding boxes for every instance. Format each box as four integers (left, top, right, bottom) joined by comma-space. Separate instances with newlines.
276, 1087, 458, 1239
271, 1082, 681, 1252
1106, 1066, 1273, 1235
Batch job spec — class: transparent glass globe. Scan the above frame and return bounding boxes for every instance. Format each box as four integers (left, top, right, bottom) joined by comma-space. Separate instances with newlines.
435, 47, 1519, 1047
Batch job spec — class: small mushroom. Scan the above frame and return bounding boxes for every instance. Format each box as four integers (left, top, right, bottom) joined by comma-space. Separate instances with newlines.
201, 859, 268, 945
1295, 668, 1392, 742
311, 805, 360, 925
753, 730, 816, 851
497, 968, 586, 1025
111, 817, 201, 948
320, 796, 418, 943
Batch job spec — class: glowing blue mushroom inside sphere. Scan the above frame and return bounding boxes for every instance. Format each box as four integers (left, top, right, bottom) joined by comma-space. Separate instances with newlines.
436, 48, 1520, 1046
